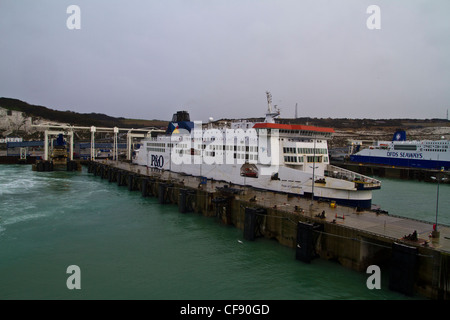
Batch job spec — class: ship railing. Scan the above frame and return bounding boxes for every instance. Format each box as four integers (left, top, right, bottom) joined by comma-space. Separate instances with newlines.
325, 165, 381, 189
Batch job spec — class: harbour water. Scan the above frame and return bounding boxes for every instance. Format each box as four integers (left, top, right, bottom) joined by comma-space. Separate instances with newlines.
0, 164, 435, 300
372, 176, 450, 227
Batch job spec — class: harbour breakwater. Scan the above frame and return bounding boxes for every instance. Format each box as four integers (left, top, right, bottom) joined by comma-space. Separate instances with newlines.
86, 160, 450, 299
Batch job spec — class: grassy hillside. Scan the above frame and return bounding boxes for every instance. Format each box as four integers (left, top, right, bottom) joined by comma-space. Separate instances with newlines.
0, 97, 168, 129
1, 96, 448, 132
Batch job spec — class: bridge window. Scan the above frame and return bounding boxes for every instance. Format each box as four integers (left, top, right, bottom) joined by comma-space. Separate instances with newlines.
307, 156, 322, 163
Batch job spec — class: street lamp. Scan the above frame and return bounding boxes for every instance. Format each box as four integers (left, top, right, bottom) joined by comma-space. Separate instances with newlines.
310, 135, 317, 206
431, 172, 448, 237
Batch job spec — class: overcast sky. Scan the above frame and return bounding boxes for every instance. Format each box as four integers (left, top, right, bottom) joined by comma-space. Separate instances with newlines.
1, 0, 449, 122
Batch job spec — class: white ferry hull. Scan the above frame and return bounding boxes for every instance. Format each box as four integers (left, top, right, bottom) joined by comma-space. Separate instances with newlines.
134, 150, 375, 208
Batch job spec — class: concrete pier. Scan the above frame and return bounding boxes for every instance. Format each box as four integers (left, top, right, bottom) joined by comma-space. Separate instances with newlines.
87, 160, 450, 300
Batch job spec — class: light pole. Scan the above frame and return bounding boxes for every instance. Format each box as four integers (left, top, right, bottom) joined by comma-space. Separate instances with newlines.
310, 136, 317, 206
431, 171, 448, 237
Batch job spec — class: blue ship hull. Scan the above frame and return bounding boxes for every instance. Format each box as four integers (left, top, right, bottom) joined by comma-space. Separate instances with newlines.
350, 154, 450, 171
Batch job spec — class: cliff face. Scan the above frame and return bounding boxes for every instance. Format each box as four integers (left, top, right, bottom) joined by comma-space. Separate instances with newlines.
0, 97, 123, 129
0, 107, 40, 138
0, 97, 169, 138
0, 105, 75, 140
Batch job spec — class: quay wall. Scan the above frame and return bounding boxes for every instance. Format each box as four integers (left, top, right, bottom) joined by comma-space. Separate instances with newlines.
0, 155, 37, 164
86, 160, 450, 300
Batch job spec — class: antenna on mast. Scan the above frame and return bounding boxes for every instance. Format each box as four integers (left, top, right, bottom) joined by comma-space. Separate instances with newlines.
266, 91, 273, 113
264, 91, 280, 123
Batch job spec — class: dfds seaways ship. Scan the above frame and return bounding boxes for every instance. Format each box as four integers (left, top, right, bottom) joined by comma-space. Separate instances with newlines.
350, 130, 450, 171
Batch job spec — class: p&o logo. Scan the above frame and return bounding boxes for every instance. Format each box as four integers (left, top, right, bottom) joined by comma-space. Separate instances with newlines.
151, 155, 164, 168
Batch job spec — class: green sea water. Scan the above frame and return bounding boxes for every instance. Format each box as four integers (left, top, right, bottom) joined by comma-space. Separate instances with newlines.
372, 176, 450, 227
0, 165, 427, 300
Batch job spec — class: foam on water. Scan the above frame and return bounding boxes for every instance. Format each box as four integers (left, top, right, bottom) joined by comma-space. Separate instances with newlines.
2, 213, 49, 226
0, 178, 38, 195
0, 165, 81, 232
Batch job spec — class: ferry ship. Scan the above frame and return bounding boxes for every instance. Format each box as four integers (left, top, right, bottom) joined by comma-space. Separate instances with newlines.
349, 130, 450, 171
133, 93, 381, 208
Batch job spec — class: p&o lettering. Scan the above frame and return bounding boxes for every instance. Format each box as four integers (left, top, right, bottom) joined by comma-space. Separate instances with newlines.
151, 155, 164, 168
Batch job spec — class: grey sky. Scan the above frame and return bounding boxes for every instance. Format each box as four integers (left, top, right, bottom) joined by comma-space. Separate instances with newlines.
1, 0, 449, 122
